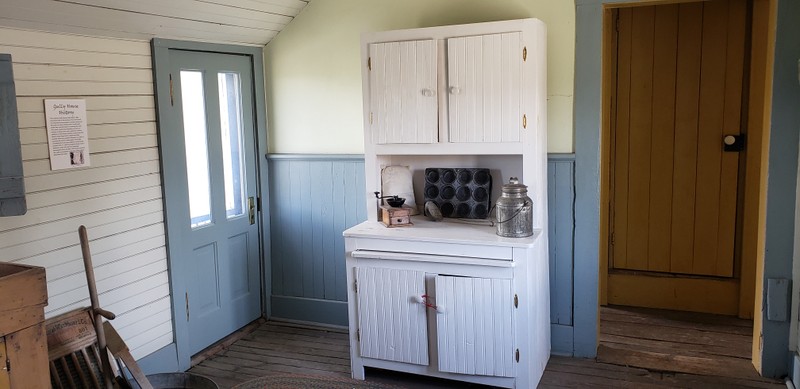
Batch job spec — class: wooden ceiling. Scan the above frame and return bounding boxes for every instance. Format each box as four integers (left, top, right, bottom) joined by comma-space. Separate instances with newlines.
0, 0, 309, 45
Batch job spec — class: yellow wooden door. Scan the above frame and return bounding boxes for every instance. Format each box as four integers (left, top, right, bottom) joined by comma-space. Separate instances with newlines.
611, 0, 747, 278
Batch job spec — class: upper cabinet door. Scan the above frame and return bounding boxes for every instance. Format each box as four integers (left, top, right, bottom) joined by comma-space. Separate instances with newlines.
447, 32, 522, 143
369, 40, 438, 144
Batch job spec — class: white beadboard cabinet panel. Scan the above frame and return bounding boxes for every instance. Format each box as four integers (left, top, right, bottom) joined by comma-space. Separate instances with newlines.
447, 32, 522, 143
0, 27, 172, 364
356, 267, 429, 366
369, 40, 437, 144
435, 275, 515, 377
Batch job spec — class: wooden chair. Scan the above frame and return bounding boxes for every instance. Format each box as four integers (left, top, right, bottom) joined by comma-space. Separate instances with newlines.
45, 308, 153, 389
46, 308, 115, 389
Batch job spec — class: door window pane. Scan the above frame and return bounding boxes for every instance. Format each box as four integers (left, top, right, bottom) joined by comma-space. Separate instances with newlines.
218, 72, 247, 218
180, 71, 212, 228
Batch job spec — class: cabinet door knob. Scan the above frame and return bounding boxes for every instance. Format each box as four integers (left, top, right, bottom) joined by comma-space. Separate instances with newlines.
449, 86, 461, 95
421, 88, 435, 97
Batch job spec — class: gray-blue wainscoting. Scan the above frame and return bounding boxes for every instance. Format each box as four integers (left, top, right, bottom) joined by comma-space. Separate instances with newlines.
267, 153, 576, 355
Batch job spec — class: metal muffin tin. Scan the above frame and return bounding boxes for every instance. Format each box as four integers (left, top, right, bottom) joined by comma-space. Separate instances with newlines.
423, 168, 492, 219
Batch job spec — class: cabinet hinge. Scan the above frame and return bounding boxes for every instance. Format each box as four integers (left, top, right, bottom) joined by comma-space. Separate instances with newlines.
367, 57, 372, 71
354, 280, 358, 293
514, 294, 519, 308
522, 46, 527, 62
5, 358, 10, 373
169, 73, 174, 107
356, 329, 361, 342
522, 114, 527, 129
369, 112, 373, 125
185, 292, 190, 321
515, 349, 520, 363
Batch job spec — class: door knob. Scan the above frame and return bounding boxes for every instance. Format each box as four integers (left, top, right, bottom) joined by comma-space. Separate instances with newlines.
723, 134, 745, 152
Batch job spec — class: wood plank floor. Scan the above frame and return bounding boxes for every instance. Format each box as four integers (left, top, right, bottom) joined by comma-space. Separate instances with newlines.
188, 306, 785, 388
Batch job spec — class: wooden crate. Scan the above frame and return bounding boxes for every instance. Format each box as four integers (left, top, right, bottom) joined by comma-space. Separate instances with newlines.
0, 262, 49, 389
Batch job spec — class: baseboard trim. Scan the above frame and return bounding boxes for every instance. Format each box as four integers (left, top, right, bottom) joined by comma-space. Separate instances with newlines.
270, 295, 348, 327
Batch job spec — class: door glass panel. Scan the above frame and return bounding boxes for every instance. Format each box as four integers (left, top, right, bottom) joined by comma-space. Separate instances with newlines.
218, 72, 247, 218
180, 70, 212, 228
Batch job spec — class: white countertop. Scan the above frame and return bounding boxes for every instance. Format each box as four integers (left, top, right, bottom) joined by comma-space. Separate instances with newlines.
344, 217, 541, 248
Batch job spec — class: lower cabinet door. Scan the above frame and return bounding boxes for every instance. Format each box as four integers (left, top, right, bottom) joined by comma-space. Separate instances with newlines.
435, 275, 515, 377
355, 267, 429, 365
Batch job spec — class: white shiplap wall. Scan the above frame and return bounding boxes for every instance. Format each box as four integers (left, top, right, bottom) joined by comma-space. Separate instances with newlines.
0, 27, 171, 360
0, 0, 308, 46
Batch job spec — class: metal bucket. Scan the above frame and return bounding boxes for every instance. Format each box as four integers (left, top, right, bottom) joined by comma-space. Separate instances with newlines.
495, 177, 533, 238
131, 373, 218, 389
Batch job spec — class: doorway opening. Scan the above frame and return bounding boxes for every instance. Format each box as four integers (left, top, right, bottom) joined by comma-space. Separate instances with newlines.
598, 0, 775, 375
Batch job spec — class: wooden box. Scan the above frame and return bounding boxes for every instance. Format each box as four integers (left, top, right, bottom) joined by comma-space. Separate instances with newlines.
380, 206, 412, 228
0, 262, 49, 389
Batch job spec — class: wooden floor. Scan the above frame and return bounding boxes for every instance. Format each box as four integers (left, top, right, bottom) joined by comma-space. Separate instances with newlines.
188, 306, 785, 388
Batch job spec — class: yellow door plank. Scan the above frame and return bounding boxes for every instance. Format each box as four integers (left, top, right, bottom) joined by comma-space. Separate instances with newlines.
670, 3, 703, 274
647, 4, 679, 273
608, 273, 740, 315
717, 0, 748, 277
612, 8, 632, 270
693, 0, 729, 276
625, 6, 655, 271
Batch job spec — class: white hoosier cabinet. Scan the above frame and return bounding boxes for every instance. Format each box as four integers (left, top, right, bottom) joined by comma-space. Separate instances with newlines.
344, 18, 549, 388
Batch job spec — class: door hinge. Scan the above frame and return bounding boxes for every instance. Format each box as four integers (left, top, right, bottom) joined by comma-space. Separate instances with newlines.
367, 57, 372, 71
369, 112, 373, 125
356, 329, 361, 342
5, 358, 10, 373
610, 232, 615, 246
515, 348, 520, 363
169, 73, 174, 107
354, 280, 358, 293
514, 294, 519, 308
522, 46, 527, 62
522, 114, 527, 129
185, 292, 190, 321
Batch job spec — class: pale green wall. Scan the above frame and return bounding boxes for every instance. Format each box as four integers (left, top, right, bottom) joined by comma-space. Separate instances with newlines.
264, 0, 575, 154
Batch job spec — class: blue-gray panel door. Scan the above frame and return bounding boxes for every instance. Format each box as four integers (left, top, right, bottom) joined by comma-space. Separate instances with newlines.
164, 50, 261, 355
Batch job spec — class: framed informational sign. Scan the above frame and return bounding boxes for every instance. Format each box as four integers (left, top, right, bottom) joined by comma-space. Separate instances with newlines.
44, 99, 90, 170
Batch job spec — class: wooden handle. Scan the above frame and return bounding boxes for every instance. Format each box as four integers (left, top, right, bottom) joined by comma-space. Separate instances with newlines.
94, 307, 116, 320
79, 225, 115, 389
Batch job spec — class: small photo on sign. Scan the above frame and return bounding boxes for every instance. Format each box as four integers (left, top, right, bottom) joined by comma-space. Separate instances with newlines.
70, 150, 85, 166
